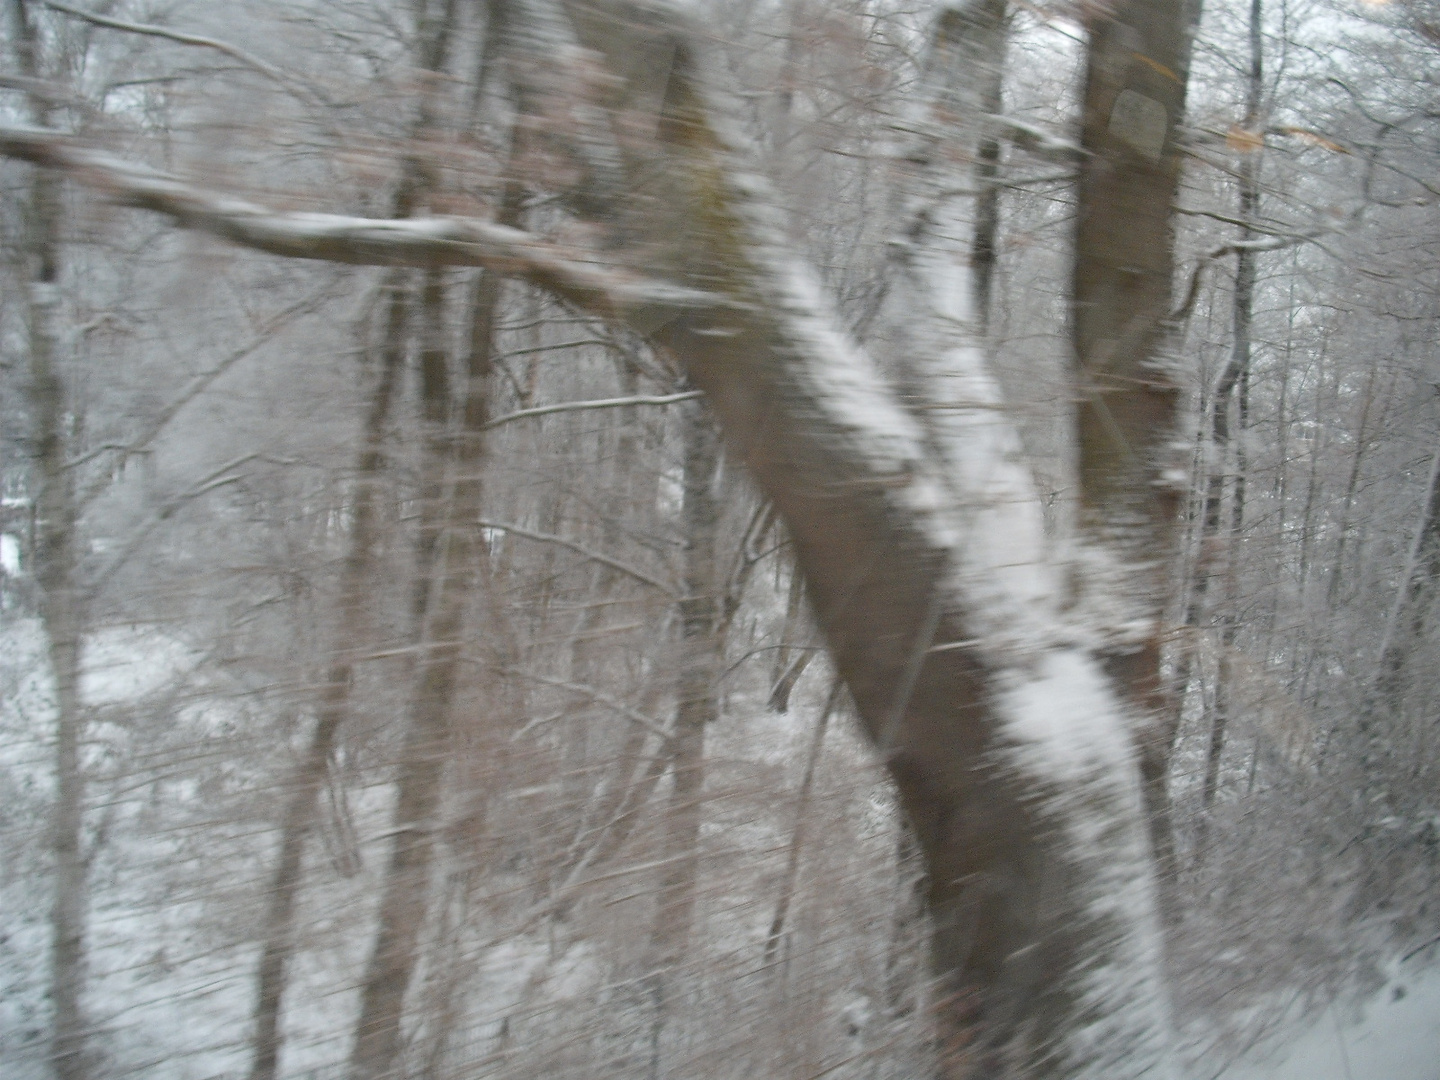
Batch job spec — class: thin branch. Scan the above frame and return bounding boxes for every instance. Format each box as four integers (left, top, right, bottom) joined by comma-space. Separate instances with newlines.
763, 676, 843, 964
71, 286, 334, 509
477, 519, 676, 595
0, 125, 723, 322
484, 390, 702, 430
86, 454, 263, 593
1175, 204, 1313, 236
511, 671, 671, 742
42, 1, 328, 107
1170, 232, 1313, 324
990, 113, 1086, 160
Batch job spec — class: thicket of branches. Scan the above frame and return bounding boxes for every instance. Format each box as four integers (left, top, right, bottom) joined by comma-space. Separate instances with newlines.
2, 0, 1439, 1078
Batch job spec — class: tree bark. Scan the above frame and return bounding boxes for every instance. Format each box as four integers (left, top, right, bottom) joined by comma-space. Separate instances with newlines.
604, 7, 1173, 1074
246, 271, 409, 1080
247, 0, 462, 1052
763, 677, 840, 966
970, 0, 1007, 336
646, 392, 722, 1077
1071, 0, 1198, 897
347, 266, 504, 1080
1200, 0, 1262, 825
11, 3, 90, 1076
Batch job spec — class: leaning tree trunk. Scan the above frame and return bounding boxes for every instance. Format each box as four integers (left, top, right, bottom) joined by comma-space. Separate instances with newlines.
574, 3, 1174, 1074
248, 0, 462, 1062
28, 129, 90, 1080
970, 0, 1007, 336
1359, 444, 1440, 804
347, 260, 503, 1080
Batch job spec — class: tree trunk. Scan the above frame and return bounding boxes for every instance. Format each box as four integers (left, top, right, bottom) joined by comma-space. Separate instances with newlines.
30, 156, 89, 1080
348, 256, 504, 1080
1200, 0, 1262, 825
1071, 0, 1198, 895
970, 0, 1006, 336
596, 6, 1175, 1073
763, 677, 840, 965
647, 393, 722, 1077
1361, 444, 1440, 799
247, 270, 409, 1080
248, 6, 458, 1051
12, 3, 90, 1076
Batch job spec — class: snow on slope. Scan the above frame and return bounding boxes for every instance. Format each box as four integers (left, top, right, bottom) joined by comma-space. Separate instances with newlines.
1211, 955, 1440, 1080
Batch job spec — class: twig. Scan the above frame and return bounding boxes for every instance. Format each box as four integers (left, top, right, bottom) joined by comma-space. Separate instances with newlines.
477, 519, 676, 595
484, 390, 702, 430
87, 454, 263, 592
71, 286, 334, 509
509, 670, 671, 742
42, 1, 329, 108
0, 124, 724, 322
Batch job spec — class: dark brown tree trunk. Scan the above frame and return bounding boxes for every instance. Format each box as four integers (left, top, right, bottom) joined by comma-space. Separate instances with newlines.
1071, 0, 1198, 897
763, 677, 841, 965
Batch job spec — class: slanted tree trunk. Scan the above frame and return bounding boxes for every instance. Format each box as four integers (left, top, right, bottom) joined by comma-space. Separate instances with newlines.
348, 263, 506, 1080
248, 0, 461, 1055
30, 130, 89, 1080
768, 559, 816, 713
763, 677, 841, 965
970, 0, 1007, 336
1360, 444, 1440, 801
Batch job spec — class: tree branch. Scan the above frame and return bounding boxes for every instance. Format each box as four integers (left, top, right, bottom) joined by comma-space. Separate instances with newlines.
71, 286, 336, 510
0, 124, 724, 323
512, 670, 671, 742
477, 519, 676, 595
484, 390, 701, 430
42, 0, 328, 107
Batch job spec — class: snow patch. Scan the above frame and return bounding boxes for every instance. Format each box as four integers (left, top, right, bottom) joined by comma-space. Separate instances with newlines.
0, 534, 19, 576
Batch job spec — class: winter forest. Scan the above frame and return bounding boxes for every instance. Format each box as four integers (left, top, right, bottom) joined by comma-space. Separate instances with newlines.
3, 0, 1440, 1077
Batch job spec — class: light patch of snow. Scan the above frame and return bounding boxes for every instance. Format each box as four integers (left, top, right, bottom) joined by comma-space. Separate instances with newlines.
80, 626, 201, 707
997, 647, 1137, 788
0, 534, 19, 576
998, 653, 1176, 1079
1211, 959, 1440, 1080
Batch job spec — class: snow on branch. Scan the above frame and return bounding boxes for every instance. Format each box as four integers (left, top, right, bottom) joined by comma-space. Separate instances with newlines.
0, 124, 724, 323
484, 390, 702, 430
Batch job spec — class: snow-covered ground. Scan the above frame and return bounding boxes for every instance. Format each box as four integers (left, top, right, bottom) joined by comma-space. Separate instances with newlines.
6, 617, 1440, 1079
1212, 954, 1440, 1080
